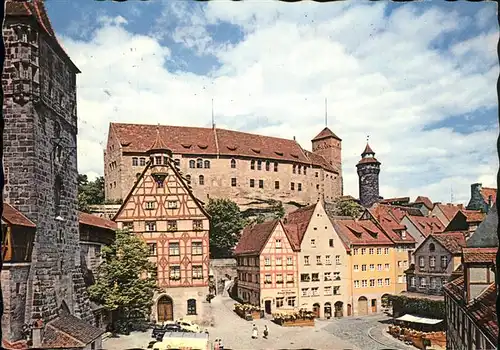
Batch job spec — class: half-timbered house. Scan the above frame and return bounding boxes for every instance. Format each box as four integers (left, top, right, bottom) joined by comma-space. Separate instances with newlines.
113, 128, 211, 324
234, 219, 300, 315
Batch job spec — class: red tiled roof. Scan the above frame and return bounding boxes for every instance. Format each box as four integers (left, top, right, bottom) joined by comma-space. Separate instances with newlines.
311, 127, 341, 142
282, 223, 301, 251
111, 123, 337, 173
2, 203, 36, 228
332, 218, 393, 247
368, 206, 416, 244
380, 197, 411, 205
234, 220, 280, 255
461, 209, 486, 223
42, 314, 104, 348
356, 156, 380, 166
481, 187, 497, 205
2, 339, 28, 349
462, 247, 497, 264
435, 203, 463, 221
373, 204, 423, 222
303, 149, 337, 172
284, 204, 316, 245
406, 215, 445, 237
148, 126, 171, 153
361, 143, 374, 155
414, 196, 433, 209
79, 211, 117, 230
432, 232, 466, 254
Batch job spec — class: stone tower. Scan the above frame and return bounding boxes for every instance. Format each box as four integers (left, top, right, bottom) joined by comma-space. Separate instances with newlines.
2, 0, 93, 341
311, 127, 343, 195
356, 143, 381, 208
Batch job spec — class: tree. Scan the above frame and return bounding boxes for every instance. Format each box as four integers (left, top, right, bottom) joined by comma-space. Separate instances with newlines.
273, 201, 286, 219
88, 229, 158, 331
205, 198, 245, 258
328, 197, 364, 218
78, 174, 105, 212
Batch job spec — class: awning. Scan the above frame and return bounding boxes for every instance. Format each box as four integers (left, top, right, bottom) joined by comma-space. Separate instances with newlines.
395, 314, 443, 325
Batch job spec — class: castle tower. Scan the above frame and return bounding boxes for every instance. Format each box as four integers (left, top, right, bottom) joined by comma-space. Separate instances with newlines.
311, 127, 343, 194
2, 0, 93, 341
356, 142, 381, 208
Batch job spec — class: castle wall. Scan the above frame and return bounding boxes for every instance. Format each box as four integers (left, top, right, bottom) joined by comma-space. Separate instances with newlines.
1, 264, 30, 341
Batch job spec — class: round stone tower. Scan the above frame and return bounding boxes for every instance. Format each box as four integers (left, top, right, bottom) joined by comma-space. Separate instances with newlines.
356, 143, 381, 208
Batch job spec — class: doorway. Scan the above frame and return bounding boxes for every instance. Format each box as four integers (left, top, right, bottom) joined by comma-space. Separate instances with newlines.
357, 296, 368, 316
371, 299, 377, 313
313, 303, 321, 318
157, 295, 174, 322
334, 301, 343, 317
265, 300, 272, 314
324, 303, 332, 319
347, 304, 352, 316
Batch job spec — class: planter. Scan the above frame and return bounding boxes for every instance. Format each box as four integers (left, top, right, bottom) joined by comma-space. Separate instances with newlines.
251, 311, 261, 320
275, 318, 314, 327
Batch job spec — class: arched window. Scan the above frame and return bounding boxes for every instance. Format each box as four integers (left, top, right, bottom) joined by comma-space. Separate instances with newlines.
132, 157, 138, 166
204, 160, 210, 169
265, 161, 270, 171
187, 299, 197, 315
429, 243, 435, 252
196, 159, 203, 168
189, 160, 195, 168
54, 175, 62, 216
257, 160, 262, 170
250, 160, 255, 170
230, 159, 236, 169
199, 175, 204, 185
186, 175, 191, 184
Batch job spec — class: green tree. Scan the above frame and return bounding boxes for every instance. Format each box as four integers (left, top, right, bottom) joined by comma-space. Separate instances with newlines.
88, 229, 158, 330
78, 174, 105, 212
206, 198, 245, 258
273, 201, 286, 219
329, 197, 364, 218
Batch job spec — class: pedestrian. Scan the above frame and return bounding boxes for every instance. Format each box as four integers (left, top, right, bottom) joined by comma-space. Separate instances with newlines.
214, 338, 220, 350
252, 324, 258, 339
263, 325, 269, 339
219, 338, 224, 350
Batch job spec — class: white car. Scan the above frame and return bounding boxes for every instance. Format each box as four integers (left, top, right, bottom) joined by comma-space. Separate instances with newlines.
176, 319, 202, 333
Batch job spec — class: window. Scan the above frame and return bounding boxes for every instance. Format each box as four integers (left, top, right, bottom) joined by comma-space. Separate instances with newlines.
419, 256, 425, 268
361, 264, 367, 271
353, 248, 359, 255
287, 273, 294, 283
199, 175, 204, 185
324, 272, 332, 281
291, 182, 295, 190
259, 180, 264, 188
257, 160, 262, 170
333, 272, 340, 280
168, 200, 178, 209
264, 274, 271, 283
312, 273, 319, 282
429, 243, 435, 252
145, 221, 156, 231
419, 277, 426, 287
298, 183, 302, 191
354, 265, 359, 271
304, 256, 310, 265
167, 220, 178, 231
441, 256, 448, 268
54, 175, 62, 215
265, 161, 270, 171
169, 242, 180, 256
275, 239, 282, 248
333, 286, 340, 295
186, 175, 191, 184
231, 178, 237, 187
384, 248, 389, 255
377, 248, 382, 255
293, 165, 296, 174
274, 162, 278, 172
315, 172, 318, 177
303, 167, 307, 175
145, 201, 155, 210
189, 160, 195, 168
377, 264, 382, 271
276, 297, 284, 307
369, 248, 374, 255
354, 280, 360, 288
276, 274, 283, 283
370, 279, 375, 287
376, 278, 382, 287
193, 220, 203, 230
250, 179, 255, 187
335, 255, 341, 265
362, 280, 367, 287
385, 263, 390, 270
192, 241, 203, 255
169, 265, 180, 280
265, 257, 271, 266
276, 257, 282, 266
275, 181, 280, 189
324, 286, 332, 295
311, 287, 319, 296
316, 256, 322, 265
196, 159, 203, 168
302, 288, 309, 297
187, 299, 197, 315
300, 273, 310, 282
230, 159, 236, 168
132, 157, 138, 166
192, 265, 203, 279
251, 160, 255, 170
369, 264, 375, 271
298, 166, 301, 175
310, 239, 316, 247
139, 157, 146, 166
204, 160, 210, 168
325, 255, 331, 265
429, 256, 436, 267
148, 243, 157, 256
174, 159, 180, 167
329, 239, 334, 247
361, 248, 366, 255
385, 278, 390, 286
287, 257, 293, 265
155, 156, 162, 165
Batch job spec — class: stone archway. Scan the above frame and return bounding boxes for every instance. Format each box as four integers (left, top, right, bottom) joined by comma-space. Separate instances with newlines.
157, 295, 174, 322
357, 296, 368, 316
334, 301, 343, 317
324, 302, 332, 319
312, 303, 321, 318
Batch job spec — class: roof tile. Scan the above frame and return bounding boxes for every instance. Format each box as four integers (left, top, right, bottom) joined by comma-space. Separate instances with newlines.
462, 247, 497, 264
461, 209, 486, 223
480, 187, 497, 205
432, 232, 466, 254
79, 211, 117, 230
406, 215, 445, 237
42, 314, 104, 348
368, 206, 416, 244
414, 196, 433, 210
311, 127, 341, 141
234, 220, 280, 255
331, 218, 393, 247
435, 203, 462, 221
2, 203, 36, 228
284, 203, 316, 244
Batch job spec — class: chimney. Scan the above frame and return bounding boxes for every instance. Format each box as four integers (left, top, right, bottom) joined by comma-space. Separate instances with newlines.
293, 136, 296, 141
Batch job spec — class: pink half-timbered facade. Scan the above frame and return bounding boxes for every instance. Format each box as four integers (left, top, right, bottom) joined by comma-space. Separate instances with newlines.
234, 219, 300, 315
114, 129, 210, 324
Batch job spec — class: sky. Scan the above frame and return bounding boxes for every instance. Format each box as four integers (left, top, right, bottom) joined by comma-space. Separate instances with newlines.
45, 0, 499, 205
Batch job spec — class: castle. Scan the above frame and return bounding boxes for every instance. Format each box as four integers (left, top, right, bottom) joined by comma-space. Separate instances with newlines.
104, 123, 344, 213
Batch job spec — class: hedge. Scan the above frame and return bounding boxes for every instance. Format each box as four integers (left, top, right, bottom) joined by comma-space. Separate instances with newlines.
388, 295, 445, 320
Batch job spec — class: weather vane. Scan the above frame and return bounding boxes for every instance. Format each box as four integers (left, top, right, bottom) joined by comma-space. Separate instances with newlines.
366, 135, 370, 143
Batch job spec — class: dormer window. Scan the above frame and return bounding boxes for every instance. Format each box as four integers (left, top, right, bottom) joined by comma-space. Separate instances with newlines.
257, 160, 262, 170
265, 161, 270, 171
189, 160, 195, 168
140, 158, 146, 166
250, 160, 255, 170
274, 162, 278, 172
155, 156, 162, 165
204, 160, 210, 168
230, 159, 236, 168
293, 165, 296, 174
401, 231, 407, 239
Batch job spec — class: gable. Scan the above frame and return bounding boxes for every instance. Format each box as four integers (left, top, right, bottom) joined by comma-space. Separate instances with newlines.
262, 222, 294, 254
113, 158, 208, 222
444, 212, 468, 232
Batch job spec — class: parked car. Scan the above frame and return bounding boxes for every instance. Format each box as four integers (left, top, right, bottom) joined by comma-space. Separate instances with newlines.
176, 319, 202, 333
151, 322, 182, 340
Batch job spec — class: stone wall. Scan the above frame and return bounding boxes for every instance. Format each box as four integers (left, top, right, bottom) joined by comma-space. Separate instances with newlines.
357, 163, 380, 208
466, 183, 489, 213
1, 264, 30, 341
2, 16, 93, 340
209, 259, 237, 295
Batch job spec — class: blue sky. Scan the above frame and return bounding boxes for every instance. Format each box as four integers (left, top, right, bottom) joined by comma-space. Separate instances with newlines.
45, 0, 499, 204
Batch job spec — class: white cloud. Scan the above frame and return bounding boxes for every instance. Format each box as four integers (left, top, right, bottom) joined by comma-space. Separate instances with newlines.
59, 2, 498, 206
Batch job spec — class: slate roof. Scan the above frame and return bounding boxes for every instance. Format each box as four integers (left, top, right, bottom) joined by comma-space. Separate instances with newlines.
2, 203, 36, 228
414, 196, 433, 210
110, 123, 338, 173
431, 233, 466, 254
462, 247, 497, 264
41, 314, 104, 348
406, 215, 445, 237
467, 205, 498, 248
78, 211, 117, 230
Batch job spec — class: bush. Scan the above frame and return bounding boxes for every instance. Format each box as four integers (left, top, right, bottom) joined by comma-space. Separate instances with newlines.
388, 295, 445, 319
